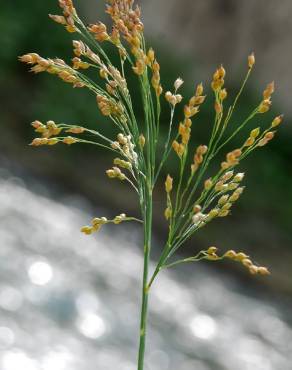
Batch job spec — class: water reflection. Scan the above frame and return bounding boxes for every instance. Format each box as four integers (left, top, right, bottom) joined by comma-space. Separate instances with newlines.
0, 286, 23, 312
28, 261, 53, 286
0, 170, 291, 369
190, 314, 217, 340
76, 312, 107, 339
0, 327, 15, 348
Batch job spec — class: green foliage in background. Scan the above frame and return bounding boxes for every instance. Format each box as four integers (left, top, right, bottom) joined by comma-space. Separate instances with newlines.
1, 0, 291, 278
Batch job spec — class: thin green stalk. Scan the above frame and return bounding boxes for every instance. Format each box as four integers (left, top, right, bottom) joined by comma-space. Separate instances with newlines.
137, 186, 152, 370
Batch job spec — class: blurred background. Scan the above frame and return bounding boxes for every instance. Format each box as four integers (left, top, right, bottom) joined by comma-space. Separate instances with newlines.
0, 0, 292, 369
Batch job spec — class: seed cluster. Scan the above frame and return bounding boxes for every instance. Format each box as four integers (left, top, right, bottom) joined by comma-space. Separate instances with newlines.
111, 133, 138, 164
49, 0, 77, 33
205, 247, 270, 275
172, 83, 206, 157
81, 213, 128, 234
19, 54, 85, 88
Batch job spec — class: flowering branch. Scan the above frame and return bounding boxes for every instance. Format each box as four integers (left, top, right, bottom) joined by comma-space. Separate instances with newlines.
19, 1, 283, 369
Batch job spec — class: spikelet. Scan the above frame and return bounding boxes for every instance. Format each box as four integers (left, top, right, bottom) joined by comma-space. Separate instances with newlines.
106, 166, 126, 180
211, 65, 225, 91
191, 145, 208, 173
248, 53, 255, 69
88, 22, 110, 42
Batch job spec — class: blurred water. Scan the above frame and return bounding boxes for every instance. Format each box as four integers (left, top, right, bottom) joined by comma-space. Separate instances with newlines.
0, 169, 291, 370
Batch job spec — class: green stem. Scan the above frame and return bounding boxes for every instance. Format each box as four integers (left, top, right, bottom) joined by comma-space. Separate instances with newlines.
137, 186, 152, 370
